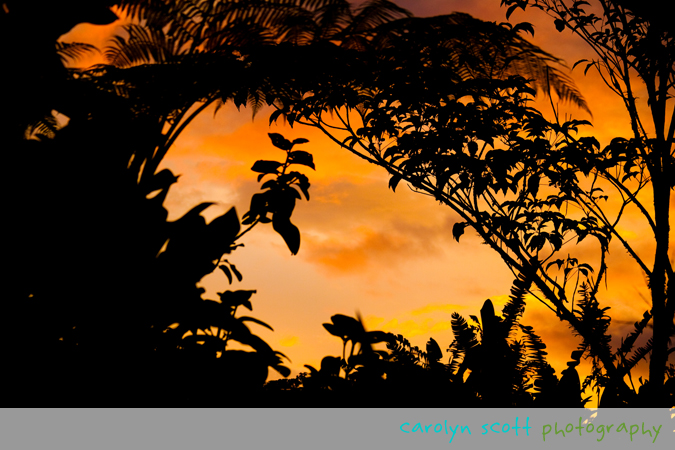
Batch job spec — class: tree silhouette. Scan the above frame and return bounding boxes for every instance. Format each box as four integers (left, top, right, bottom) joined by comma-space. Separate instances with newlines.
2, 0, 322, 405
500, 0, 674, 404
258, 3, 674, 405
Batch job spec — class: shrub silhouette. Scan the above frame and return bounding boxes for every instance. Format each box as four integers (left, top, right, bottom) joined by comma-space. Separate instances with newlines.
5, 85, 310, 404
264, 275, 604, 407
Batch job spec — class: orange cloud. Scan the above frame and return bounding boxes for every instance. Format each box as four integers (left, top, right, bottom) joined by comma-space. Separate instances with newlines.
411, 303, 467, 316
279, 336, 299, 347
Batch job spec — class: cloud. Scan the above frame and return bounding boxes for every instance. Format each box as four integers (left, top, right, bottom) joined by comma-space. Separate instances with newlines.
363, 316, 385, 329
297, 183, 462, 274
303, 225, 426, 273
410, 303, 467, 316
279, 336, 299, 347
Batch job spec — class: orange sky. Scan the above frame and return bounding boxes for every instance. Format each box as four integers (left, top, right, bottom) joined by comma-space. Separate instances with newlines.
60, 0, 673, 405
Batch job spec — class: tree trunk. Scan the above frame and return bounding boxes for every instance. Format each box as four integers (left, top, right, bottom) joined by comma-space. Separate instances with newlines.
649, 155, 671, 404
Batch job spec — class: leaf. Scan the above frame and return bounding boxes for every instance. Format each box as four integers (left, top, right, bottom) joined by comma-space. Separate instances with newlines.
426, 337, 443, 361
506, 4, 522, 20
147, 168, 179, 193
274, 365, 291, 378
182, 202, 215, 219
268, 133, 293, 151
219, 265, 233, 284
272, 215, 300, 255
251, 160, 283, 174
208, 207, 241, 255
296, 178, 310, 201
554, 18, 566, 32
513, 21, 534, 37
269, 109, 284, 125
572, 59, 589, 70
239, 316, 274, 332
323, 323, 342, 338
452, 222, 467, 242
230, 263, 243, 282
388, 175, 402, 192
292, 138, 309, 145
546, 259, 564, 271
304, 364, 319, 375
584, 61, 595, 76
578, 263, 594, 275
527, 174, 540, 197
288, 150, 315, 169
367, 331, 394, 345
218, 290, 256, 311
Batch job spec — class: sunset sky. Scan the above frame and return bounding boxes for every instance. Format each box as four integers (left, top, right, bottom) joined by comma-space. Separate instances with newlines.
60, 0, 672, 402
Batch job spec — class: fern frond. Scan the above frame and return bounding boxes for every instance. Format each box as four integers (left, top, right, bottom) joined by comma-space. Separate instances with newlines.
366, 13, 590, 115
55, 42, 99, 65
25, 113, 60, 140
623, 337, 654, 373
519, 323, 549, 368
450, 312, 480, 352
501, 273, 530, 338
447, 344, 464, 376
616, 310, 652, 360
347, 0, 411, 35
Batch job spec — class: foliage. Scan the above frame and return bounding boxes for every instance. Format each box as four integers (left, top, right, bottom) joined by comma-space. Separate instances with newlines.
7, 0, 674, 407
243, 133, 315, 254
496, 0, 674, 402
255, 1, 674, 405
266, 276, 595, 407
5, 31, 310, 403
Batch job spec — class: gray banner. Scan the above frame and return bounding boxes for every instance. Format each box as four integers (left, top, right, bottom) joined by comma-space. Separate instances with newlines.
1, 408, 673, 449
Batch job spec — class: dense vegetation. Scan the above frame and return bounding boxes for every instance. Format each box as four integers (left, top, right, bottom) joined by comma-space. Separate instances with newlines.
2, 0, 672, 406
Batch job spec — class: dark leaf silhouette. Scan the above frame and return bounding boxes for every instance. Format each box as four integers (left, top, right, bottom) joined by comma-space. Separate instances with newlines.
251, 160, 283, 174
268, 132, 294, 151
452, 222, 467, 242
